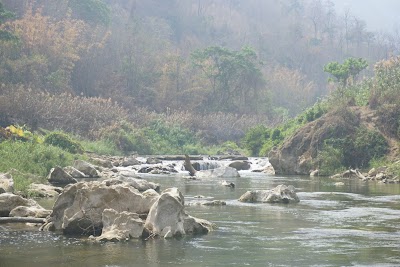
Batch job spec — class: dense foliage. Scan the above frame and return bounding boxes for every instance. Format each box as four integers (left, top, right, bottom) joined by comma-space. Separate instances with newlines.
0, 0, 399, 182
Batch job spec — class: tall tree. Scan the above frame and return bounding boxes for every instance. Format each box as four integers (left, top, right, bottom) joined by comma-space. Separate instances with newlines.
191, 46, 267, 113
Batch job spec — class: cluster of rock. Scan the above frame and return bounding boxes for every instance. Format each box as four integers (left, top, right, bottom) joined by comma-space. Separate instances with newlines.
0, 154, 294, 243
0, 192, 51, 219
330, 167, 400, 184
41, 181, 214, 241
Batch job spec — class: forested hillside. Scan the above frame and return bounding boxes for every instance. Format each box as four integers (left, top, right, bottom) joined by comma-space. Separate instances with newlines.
0, 0, 398, 152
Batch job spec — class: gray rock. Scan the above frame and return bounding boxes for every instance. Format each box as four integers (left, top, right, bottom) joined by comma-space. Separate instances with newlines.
104, 178, 160, 192
10, 206, 51, 218
0, 193, 40, 216
93, 209, 144, 242
47, 166, 77, 185
144, 188, 214, 238
146, 157, 162, 164
27, 183, 63, 198
121, 157, 141, 167
73, 160, 100, 178
63, 166, 86, 178
228, 161, 251, 171
90, 158, 113, 169
0, 172, 14, 193
221, 180, 235, 188
239, 185, 300, 204
44, 181, 159, 235
190, 200, 226, 206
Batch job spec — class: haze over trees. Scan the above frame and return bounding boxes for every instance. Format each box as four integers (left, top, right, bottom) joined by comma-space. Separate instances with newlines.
0, 0, 399, 149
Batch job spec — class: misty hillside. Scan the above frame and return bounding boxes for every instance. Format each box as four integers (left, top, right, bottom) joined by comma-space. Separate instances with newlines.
1, 0, 399, 151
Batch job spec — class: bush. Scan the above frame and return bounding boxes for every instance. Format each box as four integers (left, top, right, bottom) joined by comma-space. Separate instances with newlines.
80, 138, 121, 156
316, 144, 345, 176
350, 128, 388, 168
144, 120, 198, 155
323, 127, 388, 169
242, 125, 270, 156
44, 132, 84, 154
99, 122, 153, 155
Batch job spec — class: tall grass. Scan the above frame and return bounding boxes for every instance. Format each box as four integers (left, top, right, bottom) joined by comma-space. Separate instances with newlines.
0, 140, 79, 192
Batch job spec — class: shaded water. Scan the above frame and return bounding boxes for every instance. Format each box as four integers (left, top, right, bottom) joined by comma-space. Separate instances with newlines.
1, 172, 400, 266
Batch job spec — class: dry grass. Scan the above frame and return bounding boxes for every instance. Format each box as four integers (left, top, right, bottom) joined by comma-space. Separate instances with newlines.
0, 85, 129, 138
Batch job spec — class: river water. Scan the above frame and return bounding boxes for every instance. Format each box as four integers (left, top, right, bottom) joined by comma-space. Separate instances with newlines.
1, 170, 400, 266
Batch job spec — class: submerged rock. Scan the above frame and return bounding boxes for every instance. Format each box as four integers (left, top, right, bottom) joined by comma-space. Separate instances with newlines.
239, 185, 300, 204
220, 180, 235, 188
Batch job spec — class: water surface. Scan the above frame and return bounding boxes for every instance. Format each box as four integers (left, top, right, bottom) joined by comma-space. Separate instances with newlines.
1, 172, 399, 266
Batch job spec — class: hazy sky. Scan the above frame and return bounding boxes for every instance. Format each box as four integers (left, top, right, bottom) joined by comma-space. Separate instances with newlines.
333, 0, 400, 32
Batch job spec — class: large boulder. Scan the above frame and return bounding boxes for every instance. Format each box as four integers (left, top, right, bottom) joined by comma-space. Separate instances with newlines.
44, 181, 159, 235
239, 185, 300, 204
195, 166, 240, 179
0, 193, 40, 216
73, 160, 100, 178
0, 172, 14, 193
93, 209, 145, 242
268, 108, 359, 175
27, 183, 63, 198
47, 166, 77, 185
144, 188, 214, 238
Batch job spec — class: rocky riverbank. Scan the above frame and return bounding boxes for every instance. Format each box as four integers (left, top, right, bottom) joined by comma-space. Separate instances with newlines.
0, 155, 279, 241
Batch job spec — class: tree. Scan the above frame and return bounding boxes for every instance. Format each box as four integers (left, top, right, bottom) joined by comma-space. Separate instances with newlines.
324, 57, 368, 88
0, 1, 15, 40
191, 46, 266, 113
0, 6, 98, 92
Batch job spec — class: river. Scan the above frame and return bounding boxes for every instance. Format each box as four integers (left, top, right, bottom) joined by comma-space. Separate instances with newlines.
1, 169, 400, 266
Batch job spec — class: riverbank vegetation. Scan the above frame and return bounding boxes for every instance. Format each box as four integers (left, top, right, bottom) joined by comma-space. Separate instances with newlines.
1, 0, 400, 182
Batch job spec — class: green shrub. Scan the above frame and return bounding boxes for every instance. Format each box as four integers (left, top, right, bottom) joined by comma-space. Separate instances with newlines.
0, 140, 79, 193
80, 138, 121, 156
316, 144, 345, 176
143, 120, 198, 154
44, 132, 84, 154
350, 128, 388, 168
323, 127, 388, 169
242, 125, 270, 156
